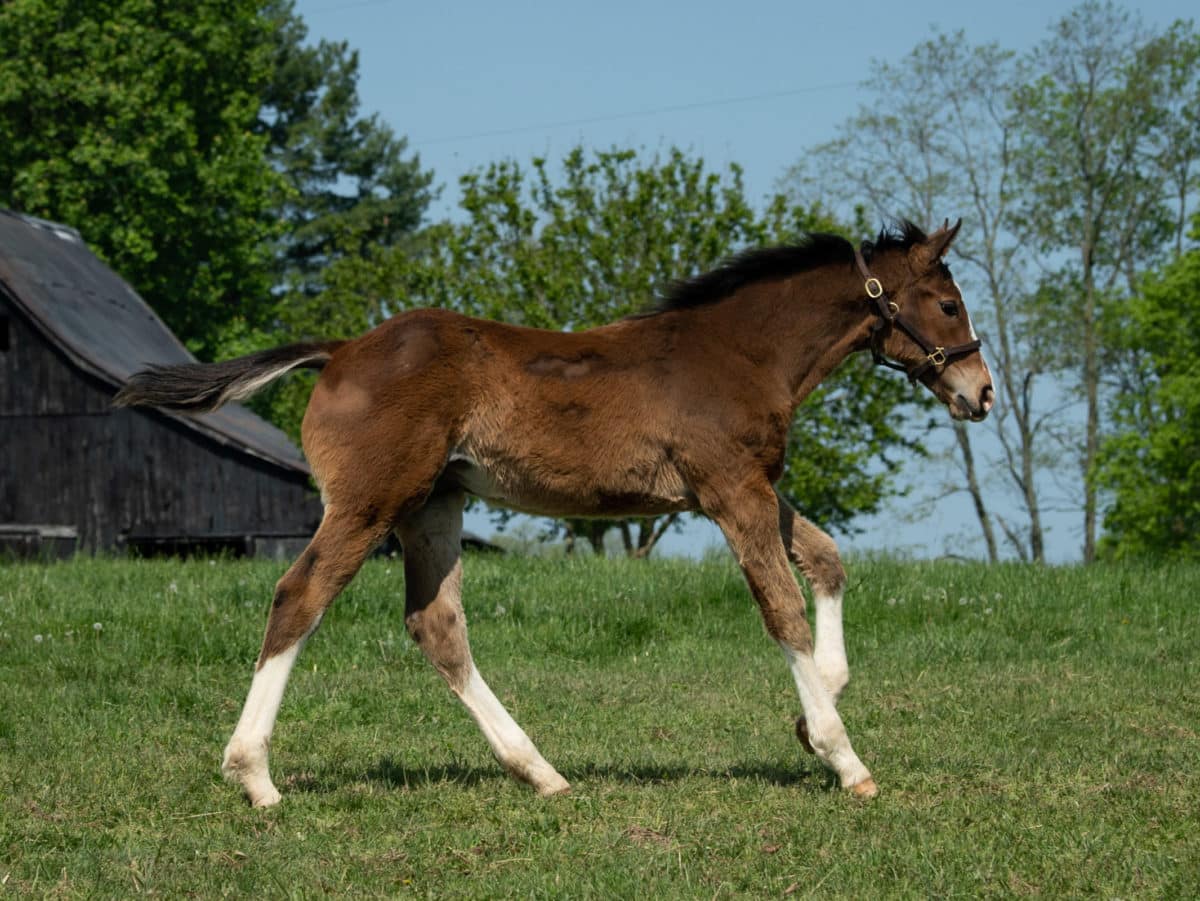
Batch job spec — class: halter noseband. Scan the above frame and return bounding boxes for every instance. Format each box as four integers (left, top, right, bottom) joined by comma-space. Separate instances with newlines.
853, 246, 982, 384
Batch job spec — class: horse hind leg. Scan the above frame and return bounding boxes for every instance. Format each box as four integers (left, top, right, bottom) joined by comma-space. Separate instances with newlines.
222, 504, 390, 806
397, 489, 569, 796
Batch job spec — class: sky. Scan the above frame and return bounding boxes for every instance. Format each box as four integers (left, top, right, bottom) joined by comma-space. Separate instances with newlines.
293, 0, 1195, 562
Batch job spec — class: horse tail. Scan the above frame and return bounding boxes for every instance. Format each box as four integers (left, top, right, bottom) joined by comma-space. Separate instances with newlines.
113, 341, 346, 413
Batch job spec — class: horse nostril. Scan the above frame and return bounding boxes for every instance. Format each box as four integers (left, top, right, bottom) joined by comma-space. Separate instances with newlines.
981, 385, 995, 412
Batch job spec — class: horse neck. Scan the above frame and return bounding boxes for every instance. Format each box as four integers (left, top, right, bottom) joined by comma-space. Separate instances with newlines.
704, 264, 872, 405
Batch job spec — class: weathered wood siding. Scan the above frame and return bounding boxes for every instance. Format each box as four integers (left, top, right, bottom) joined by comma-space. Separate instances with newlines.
0, 299, 322, 553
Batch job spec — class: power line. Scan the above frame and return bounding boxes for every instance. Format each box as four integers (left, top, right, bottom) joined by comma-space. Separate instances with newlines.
305, 0, 398, 13
411, 80, 863, 148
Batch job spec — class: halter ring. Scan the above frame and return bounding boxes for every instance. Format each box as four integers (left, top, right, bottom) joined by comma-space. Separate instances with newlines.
864, 278, 884, 299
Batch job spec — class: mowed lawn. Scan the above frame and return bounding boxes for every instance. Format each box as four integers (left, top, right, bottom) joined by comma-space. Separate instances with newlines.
0, 554, 1197, 898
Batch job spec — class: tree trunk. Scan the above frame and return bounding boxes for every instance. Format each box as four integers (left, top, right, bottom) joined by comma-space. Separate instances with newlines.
988, 265, 1046, 564
566, 519, 609, 556
585, 522, 607, 557
619, 522, 634, 556
1020, 393, 1046, 563
953, 423, 999, 562
631, 514, 679, 559
1081, 239, 1100, 564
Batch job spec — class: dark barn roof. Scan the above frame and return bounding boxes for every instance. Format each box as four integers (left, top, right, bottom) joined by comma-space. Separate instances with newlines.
0, 209, 307, 474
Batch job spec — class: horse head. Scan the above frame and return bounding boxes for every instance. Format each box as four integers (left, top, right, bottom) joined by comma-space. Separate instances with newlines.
858, 219, 994, 422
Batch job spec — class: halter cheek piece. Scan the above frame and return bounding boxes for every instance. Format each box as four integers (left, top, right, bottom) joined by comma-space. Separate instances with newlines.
853, 246, 982, 384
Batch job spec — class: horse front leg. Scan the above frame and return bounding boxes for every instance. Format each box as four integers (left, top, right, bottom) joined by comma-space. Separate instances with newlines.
777, 492, 849, 703
707, 480, 877, 798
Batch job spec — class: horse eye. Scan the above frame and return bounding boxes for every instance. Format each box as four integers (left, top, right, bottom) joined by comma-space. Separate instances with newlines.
940, 300, 959, 317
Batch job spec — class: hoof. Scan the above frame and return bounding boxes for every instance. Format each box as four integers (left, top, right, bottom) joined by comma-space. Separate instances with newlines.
222, 738, 280, 808
795, 717, 815, 755
535, 772, 572, 797
505, 760, 571, 797
849, 778, 878, 799
250, 786, 283, 808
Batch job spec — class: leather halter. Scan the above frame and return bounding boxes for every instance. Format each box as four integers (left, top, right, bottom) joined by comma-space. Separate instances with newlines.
853, 246, 982, 383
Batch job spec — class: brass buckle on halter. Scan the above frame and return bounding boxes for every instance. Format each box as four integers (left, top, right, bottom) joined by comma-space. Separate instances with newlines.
927, 347, 947, 367
864, 277, 883, 299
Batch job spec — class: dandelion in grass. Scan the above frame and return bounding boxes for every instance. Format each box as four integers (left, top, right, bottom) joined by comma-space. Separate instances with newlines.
33, 634, 43, 643
93, 622, 103, 633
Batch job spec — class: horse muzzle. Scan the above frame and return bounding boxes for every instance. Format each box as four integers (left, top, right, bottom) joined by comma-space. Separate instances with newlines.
951, 384, 994, 422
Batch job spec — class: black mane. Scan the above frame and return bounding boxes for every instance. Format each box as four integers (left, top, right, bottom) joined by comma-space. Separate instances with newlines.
648, 221, 929, 315
864, 219, 928, 260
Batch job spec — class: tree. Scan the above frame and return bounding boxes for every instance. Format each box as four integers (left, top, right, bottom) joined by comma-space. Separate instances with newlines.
1013, 1, 1199, 561
0, 0, 433, 363
0, 0, 284, 358
785, 4, 1200, 563
212, 1, 435, 421
283, 146, 924, 555
1096, 214, 1200, 559
257, 0, 433, 300
783, 33, 1043, 561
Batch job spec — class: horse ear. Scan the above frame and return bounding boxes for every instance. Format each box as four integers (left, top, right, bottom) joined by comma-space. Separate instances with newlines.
910, 218, 962, 270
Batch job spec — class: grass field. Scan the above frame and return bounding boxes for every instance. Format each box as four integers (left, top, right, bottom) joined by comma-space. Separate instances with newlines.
1, 554, 1197, 898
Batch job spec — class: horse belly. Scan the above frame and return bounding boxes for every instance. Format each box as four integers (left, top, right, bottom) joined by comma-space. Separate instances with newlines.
442, 450, 695, 519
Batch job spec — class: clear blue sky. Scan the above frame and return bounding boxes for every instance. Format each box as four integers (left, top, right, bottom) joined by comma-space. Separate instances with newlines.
294, 0, 1195, 562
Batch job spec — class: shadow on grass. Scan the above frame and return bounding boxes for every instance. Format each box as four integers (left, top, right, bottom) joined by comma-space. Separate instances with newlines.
287, 755, 838, 796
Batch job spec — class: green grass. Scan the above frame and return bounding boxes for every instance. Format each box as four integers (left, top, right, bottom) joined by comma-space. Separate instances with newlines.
1, 555, 1198, 898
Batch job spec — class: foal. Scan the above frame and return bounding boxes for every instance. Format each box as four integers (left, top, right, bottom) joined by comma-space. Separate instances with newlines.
116, 219, 993, 805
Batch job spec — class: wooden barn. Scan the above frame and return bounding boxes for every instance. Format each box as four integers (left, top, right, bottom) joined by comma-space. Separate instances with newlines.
0, 209, 324, 559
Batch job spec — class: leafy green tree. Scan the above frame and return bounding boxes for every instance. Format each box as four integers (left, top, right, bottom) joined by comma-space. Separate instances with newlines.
1096, 215, 1200, 559
783, 33, 1031, 562
1013, 2, 1200, 561
211, 1, 434, 419
785, 3, 1200, 563
0, 0, 433, 363
0, 0, 284, 358
257, 0, 433, 300
279, 146, 923, 555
